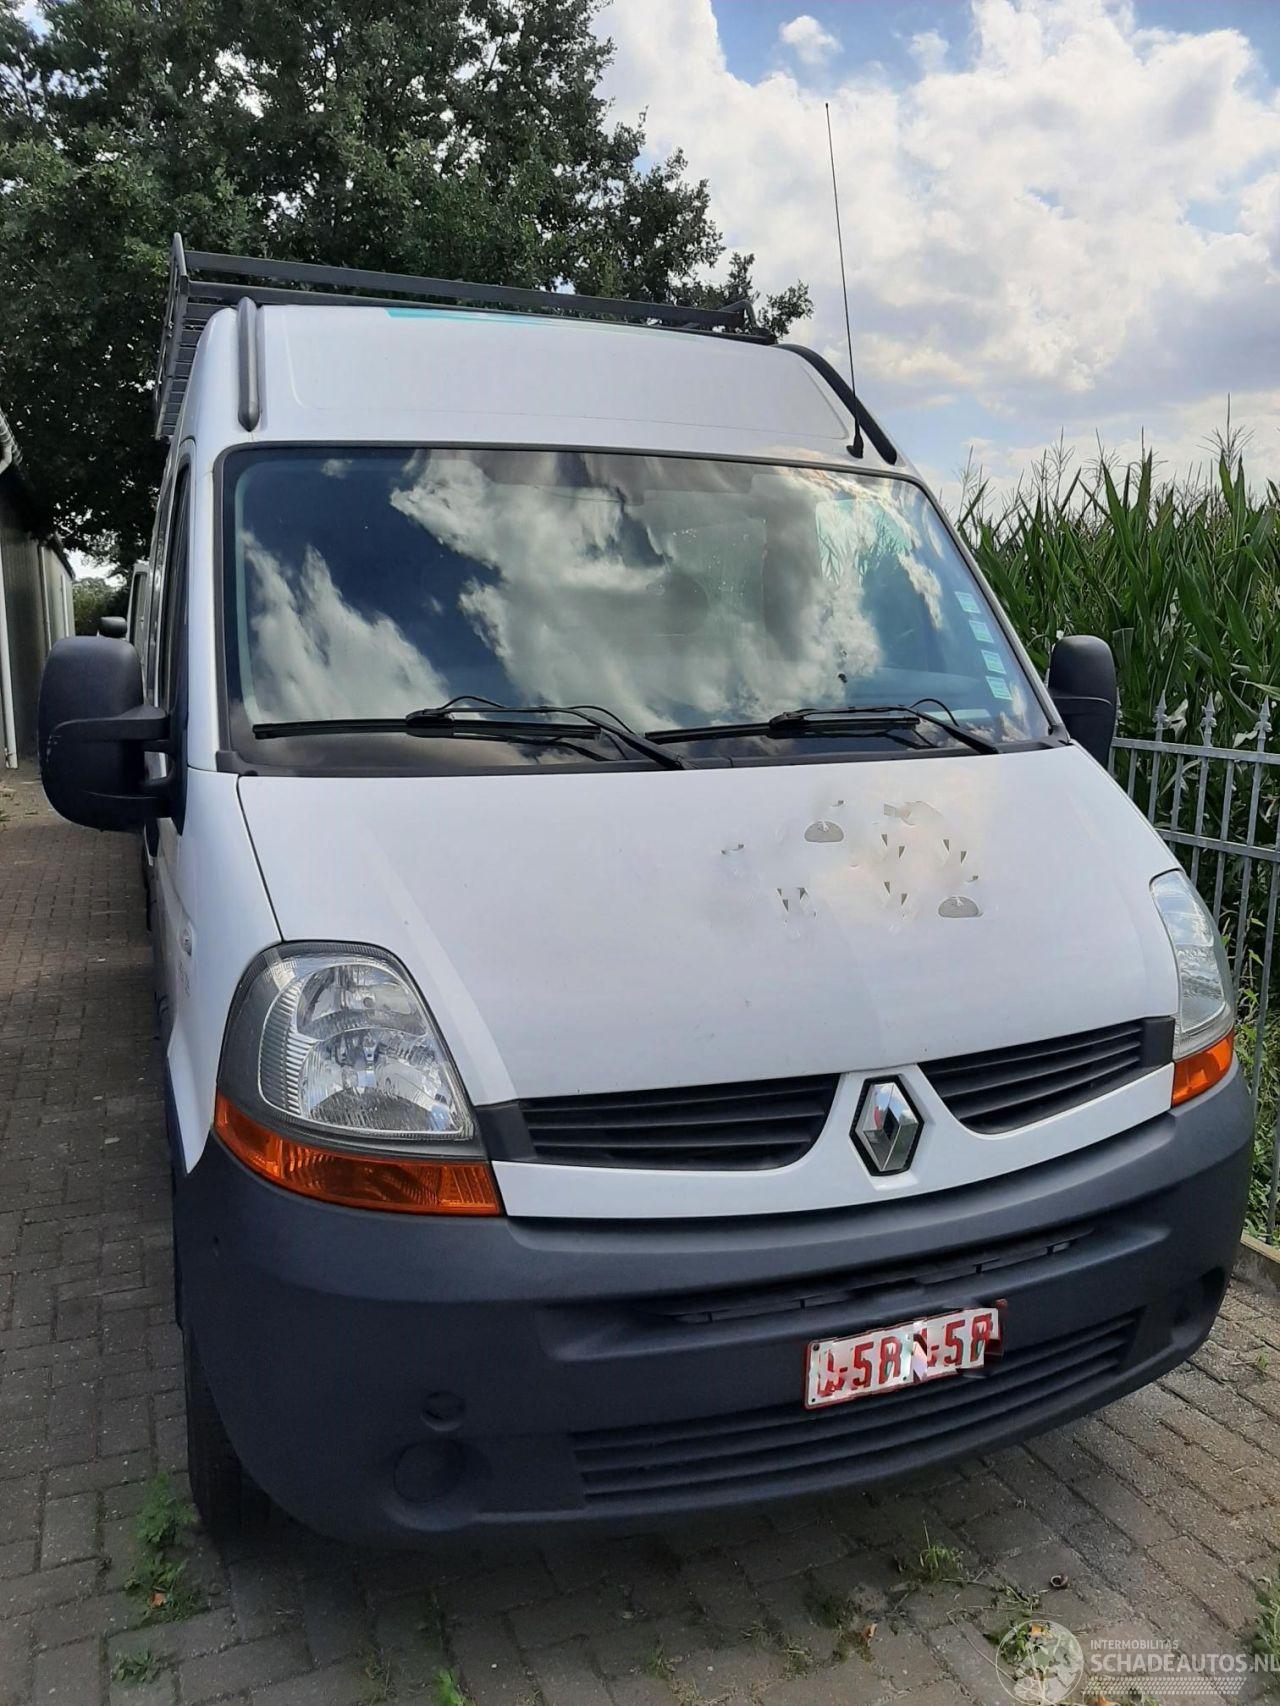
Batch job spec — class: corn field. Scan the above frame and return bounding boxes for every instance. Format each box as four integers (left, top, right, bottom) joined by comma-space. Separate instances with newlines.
957, 437, 1280, 1239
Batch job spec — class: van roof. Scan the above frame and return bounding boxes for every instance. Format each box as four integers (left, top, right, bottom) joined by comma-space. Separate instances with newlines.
160, 237, 904, 474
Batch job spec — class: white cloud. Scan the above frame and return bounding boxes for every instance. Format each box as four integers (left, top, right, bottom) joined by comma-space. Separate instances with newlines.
597, 0, 1280, 486
909, 30, 949, 75
778, 14, 841, 68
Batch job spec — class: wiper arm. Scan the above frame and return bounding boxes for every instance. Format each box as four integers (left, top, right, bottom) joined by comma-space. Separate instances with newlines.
768, 703, 998, 754
405, 697, 688, 770
252, 713, 607, 763
645, 701, 997, 755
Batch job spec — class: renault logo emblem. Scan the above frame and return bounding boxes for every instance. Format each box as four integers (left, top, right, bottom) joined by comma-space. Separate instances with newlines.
852, 1079, 923, 1175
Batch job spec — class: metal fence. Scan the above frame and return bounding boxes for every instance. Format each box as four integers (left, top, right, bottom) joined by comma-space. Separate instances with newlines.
1112, 700, 1280, 1243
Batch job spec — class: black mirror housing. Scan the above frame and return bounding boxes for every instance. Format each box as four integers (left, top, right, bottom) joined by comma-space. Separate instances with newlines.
98, 616, 127, 639
37, 638, 172, 832
1047, 635, 1117, 766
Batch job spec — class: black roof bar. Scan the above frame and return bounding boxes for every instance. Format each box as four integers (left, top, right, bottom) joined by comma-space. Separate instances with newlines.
781, 344, 898, 465
153, 235, 768, 441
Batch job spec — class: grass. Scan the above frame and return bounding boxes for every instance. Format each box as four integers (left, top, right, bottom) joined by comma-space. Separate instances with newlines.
110, 1648, 162, 1685
902, 1529, 967, 1588
802, 1582, 875, 1662
433, 1672, 473, 1706
1231, 993, 1280, 1241
1252, 1560, 1280, 1675
357, 1644, 394, 1706
124, 1477, 206, 1626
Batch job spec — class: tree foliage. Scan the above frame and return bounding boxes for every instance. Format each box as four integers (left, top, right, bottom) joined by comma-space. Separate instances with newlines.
71, 572, 128, 636
0, 0, 809, 568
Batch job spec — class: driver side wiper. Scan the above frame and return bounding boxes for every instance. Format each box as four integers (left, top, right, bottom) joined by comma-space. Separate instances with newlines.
254, 702, 687, 770
405, 698, 688, 770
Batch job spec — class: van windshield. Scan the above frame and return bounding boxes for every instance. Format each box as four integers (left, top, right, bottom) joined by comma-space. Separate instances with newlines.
222, 447, 1052, 767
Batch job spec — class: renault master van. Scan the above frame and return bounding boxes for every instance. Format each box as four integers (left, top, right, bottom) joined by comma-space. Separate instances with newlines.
37, 239, 1251, 1543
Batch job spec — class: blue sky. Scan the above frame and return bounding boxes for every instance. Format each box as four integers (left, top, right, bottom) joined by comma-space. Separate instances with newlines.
714, 2, 1280, 86
600, 0, 1280, 495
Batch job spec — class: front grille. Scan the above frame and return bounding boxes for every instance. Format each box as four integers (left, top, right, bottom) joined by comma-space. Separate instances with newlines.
923, 1018, 1173, 1133
521, 1074, 839, 1169
636, 1224, 1091, 1326
572, 1313, 1135, 1504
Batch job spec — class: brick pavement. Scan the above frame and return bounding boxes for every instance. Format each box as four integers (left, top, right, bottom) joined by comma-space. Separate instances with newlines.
1, 762, 1278, 1706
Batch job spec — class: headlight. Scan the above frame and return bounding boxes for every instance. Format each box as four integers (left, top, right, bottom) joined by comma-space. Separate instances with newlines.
1150, 869, 1234, 1059
219, 944, 479, 1154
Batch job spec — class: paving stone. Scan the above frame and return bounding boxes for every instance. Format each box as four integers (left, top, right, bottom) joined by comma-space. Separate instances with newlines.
179, 1631, 311, 1703
30, 1635, 102, 1703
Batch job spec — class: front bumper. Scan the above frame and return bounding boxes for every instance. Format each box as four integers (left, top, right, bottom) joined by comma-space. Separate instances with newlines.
175, 1067, 1252, 1545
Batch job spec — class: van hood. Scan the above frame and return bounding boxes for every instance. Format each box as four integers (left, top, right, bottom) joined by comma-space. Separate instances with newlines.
238, 746, 1179, 1105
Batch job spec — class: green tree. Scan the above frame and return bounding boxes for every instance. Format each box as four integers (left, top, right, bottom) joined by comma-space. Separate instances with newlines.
71, 573, 129, 636
0, 0, 808, 568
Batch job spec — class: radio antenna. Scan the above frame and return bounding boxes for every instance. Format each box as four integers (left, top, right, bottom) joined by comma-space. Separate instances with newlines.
825, 101, 864, 457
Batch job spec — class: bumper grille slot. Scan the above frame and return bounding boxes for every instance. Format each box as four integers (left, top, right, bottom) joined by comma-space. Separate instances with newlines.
923, 1019, 1172, 1133
638, 1225, 1089, 1326
572, 1314, 1135, 1503
521, 1074, 839, 1169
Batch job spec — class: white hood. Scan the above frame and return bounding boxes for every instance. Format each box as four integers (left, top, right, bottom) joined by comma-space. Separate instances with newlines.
239, 745, 1178, 1108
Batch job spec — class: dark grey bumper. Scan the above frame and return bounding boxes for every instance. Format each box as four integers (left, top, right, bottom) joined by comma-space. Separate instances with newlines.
174, 1066, 1253, 1544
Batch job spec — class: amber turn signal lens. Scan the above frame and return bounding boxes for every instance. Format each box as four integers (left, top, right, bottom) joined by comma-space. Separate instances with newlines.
213, 1094, 501, 1215
1171, 1031, 1234, 1107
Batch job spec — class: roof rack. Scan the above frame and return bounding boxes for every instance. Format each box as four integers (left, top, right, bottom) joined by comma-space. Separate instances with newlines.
153, 234, 767, 441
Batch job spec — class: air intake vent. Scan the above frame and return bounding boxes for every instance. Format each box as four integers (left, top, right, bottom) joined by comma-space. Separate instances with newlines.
520, 1074, 839, 1169
923, 1018, 1173, 1134
573, 1314, 1136, 1504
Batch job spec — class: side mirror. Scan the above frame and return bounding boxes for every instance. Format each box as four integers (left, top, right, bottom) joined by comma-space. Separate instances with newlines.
37, 638, 173, 832
1047, 635, 1117, 766
98, 616, 127, 639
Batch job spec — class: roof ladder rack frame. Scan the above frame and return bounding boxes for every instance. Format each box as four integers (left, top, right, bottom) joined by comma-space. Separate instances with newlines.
152, 234, 768, 442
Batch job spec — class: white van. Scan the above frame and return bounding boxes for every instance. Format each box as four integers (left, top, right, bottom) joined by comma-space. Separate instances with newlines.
37, 239, 1249, 1543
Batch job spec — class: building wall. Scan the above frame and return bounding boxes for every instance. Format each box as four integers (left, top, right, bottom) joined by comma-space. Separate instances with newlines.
0, 484, 71, 763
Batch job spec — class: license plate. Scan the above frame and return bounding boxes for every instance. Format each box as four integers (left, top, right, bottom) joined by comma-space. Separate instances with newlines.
805, 1305, 1003, 1410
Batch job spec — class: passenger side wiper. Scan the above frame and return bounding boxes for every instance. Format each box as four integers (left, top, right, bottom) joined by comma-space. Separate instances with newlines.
767, 704, 998, 755
646, 701, 997, 755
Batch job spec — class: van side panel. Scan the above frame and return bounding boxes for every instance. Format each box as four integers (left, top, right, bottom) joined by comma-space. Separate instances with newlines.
161, 768, 278, 1173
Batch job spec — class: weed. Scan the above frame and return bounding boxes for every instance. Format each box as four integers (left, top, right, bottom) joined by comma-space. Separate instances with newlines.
1252, 1561, 1280, 1672
124, 1477, 204, 1625
358, 1643, 394, 1705
111, 1648, 162, 1685
645, 1639, 701, 1705
904, 1527, 966, 1588
644, 1641, 669, 1680
802, 1581, 875, 1662
992, 1580, 1043, 1619
134, 1477, 194, 1553
420, 1588, 448, 1648
744, 1614, 813, 1676
995, 1619, 1082, 1700
1256, 1350, 1271, 1376
125, 1552, 206, 1624
435, 1669, 473, 1706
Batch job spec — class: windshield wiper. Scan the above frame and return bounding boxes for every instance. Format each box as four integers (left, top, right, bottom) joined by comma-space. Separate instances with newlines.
255, 698, 687, 770
406, 698, 687, 769
768, 704, 998, 754
646, 701, 997, 755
